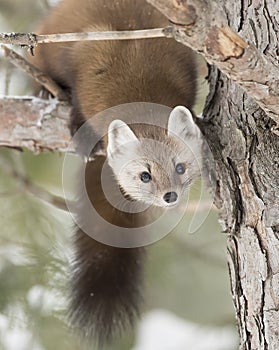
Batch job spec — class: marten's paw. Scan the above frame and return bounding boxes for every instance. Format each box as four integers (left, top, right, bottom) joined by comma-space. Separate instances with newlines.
69, 106, 86, 137
69, 107, 105, 160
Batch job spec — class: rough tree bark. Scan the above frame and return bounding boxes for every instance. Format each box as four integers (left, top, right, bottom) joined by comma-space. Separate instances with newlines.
147, 0, 279, 349
203, 2, 279, 349
0, 97, 71, 152
151, 1, 278, 349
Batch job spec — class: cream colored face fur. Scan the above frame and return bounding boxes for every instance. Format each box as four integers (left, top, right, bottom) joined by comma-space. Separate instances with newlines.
107, 106, 202, 208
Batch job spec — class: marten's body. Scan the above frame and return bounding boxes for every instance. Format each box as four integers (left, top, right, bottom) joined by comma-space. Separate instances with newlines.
31, 0, 199, 345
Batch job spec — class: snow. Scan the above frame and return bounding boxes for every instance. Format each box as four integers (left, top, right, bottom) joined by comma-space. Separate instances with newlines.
0, 311, 43, 350
27, 284, 65, 315
132, 309, 238, 350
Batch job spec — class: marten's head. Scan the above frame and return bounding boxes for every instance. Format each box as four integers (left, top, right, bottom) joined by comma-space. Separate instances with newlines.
106, 106, 202, 208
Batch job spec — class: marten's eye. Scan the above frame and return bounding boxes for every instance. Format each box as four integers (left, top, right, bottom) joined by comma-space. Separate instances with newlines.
175, 163, 185, 175
140, 171, 152, 183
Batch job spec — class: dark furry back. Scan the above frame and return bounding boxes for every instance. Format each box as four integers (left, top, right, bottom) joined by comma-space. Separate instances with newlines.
69, 228, 145, 346
30, 0, 197, 345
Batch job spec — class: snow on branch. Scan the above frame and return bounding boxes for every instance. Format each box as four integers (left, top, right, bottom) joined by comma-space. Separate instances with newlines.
0, 96, 72, 153
0, 46, 72, 153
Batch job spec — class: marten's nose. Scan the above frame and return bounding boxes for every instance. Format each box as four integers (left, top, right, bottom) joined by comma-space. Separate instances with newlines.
163, 191, 178, 203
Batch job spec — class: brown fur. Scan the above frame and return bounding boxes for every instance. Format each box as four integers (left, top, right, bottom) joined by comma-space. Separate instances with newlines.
30, 0, 197, 345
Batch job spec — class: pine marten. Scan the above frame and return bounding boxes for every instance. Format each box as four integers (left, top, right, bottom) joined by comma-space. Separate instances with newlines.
29, 0, 202, 346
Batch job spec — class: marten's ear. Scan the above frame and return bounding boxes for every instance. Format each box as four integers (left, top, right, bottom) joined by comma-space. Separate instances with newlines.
167, 106, 200, 141
107, 119, 139, 157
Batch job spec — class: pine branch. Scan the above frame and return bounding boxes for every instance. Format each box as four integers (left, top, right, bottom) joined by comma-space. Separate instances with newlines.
0, 1, 278, 147
1, 20, 278, 131
0, 154, 68, 211
1, 45, 69, 101
0, 96, 72, 153
0, 28, 167, 46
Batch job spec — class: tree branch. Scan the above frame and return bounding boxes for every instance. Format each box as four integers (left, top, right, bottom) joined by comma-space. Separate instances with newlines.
146, 0, 279, 131
1, 45, 69, 101
0, 154, 68, 211
0, 96, 72, 153
0, 28, 167, 46
1, 1, 278, 144
1, 20, 278, 131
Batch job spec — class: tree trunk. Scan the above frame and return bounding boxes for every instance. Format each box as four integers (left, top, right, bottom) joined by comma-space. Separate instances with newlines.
200, 1, 279, 349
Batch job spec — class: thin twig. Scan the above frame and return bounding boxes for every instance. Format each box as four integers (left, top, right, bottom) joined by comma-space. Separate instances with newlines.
4, 61, 13, 95
0, 28, 168, 46
1, 45, 69, 101
0, 155, 69, 211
